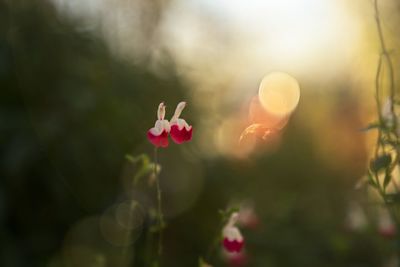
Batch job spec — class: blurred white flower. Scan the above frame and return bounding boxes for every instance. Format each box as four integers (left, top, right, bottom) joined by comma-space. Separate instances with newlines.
345, 202, 367, 231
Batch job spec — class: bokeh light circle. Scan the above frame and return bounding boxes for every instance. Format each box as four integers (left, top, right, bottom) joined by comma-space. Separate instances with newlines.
100, 200, 144, 247
258, 72, 300, 116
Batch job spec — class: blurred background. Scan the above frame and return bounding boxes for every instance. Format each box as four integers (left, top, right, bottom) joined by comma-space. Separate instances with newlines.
2, 0, 400, 266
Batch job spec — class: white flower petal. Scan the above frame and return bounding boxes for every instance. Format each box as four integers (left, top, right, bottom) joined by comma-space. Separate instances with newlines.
171, 118, 192, 131
223, 225, 243, 242
157, 102, 166, 120
150, 119, 170, 135
171, 101, 186, 121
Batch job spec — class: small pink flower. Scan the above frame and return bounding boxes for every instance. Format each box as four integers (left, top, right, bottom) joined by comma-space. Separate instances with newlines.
238, 202, 260, 229
147, 102, 170, 148
223, 250, 248, 267
378, 208, 396, 238
222, 212, 244, 253
170, 101, 193, 144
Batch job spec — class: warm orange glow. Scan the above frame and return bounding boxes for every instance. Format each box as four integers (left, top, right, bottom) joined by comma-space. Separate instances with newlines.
258, 72, 300, 117
248, 97, 289, 129
215, 117, 256, 158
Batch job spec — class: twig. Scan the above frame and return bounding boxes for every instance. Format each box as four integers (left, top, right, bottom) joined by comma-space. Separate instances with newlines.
154, 147, 165, 257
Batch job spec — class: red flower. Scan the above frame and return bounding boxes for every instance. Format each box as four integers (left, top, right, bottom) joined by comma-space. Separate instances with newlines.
147, 102, 170, 148
223, 238, 244, 253
222, 213, 245, 253
170, 102, 193, 144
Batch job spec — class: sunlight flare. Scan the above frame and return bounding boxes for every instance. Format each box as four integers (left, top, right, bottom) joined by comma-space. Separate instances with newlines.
258, 72, 300, 117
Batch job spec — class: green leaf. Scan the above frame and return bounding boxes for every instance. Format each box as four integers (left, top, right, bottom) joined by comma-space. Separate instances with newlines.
360, 122, 381, 132
383, 172, 392, 189
149, 222, 166, 233
199, 258, 212, 267
199, 258, 205, 267
133, 164, 153, 185
125, 153, 150, 165
385, 193, 400, 204
125, 154, 135, 162
366, 172, 378, 188
370, 154, 392, 173
382, 139, 399, 147
125, 153, 160, 185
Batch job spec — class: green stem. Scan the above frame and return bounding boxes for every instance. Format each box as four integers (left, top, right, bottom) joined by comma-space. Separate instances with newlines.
206, 231, 222, 262
374, 0, 397, 136
373, 1, 400, 265
375, 174, 400, 266
205, 210, 235, 262
144, 224, 155, 265
154, 147, 164, 257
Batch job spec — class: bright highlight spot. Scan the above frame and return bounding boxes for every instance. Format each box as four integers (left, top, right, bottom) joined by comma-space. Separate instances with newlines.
258, 72, 300, 116
248, 97, 288, 129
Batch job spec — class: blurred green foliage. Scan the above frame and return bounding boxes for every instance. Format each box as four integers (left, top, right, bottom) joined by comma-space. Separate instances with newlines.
0, 0, 397, 266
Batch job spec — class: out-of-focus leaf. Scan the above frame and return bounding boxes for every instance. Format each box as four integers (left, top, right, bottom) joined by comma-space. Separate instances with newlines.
366, 172, 378, 189
125, 153, 150, 165
382, 139, 399, 147
218, 207, 240, 223
370, 154, 392, 173
133, 164, 153, 185
148, 208, 158, 220
149, 222, 166, 233
360, 122, 381, 132
383, 173, 392, 189
199, 258, 212, 267
385, 193, 400, 204
126, 153, 160, 185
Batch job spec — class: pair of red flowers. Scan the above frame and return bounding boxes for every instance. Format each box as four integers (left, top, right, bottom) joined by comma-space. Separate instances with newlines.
147, 102, 193, 147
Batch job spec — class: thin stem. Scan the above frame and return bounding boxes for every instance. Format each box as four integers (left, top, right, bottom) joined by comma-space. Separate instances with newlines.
144, 226, 153, 264
154, 147, 164, 257
206, 230, 222, 262
373, 1, 400, 265
374, 0, 387, 54
374, 173, 400, 265
374, 173, 397, 221
375, 55, 383, 158
205, 210, 234, 262
374, 0, 397, 135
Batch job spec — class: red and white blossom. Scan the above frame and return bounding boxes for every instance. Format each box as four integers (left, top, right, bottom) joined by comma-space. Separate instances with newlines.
170, 101, 193, 144
222, 212, 244, 253
147, 102, 171, 148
